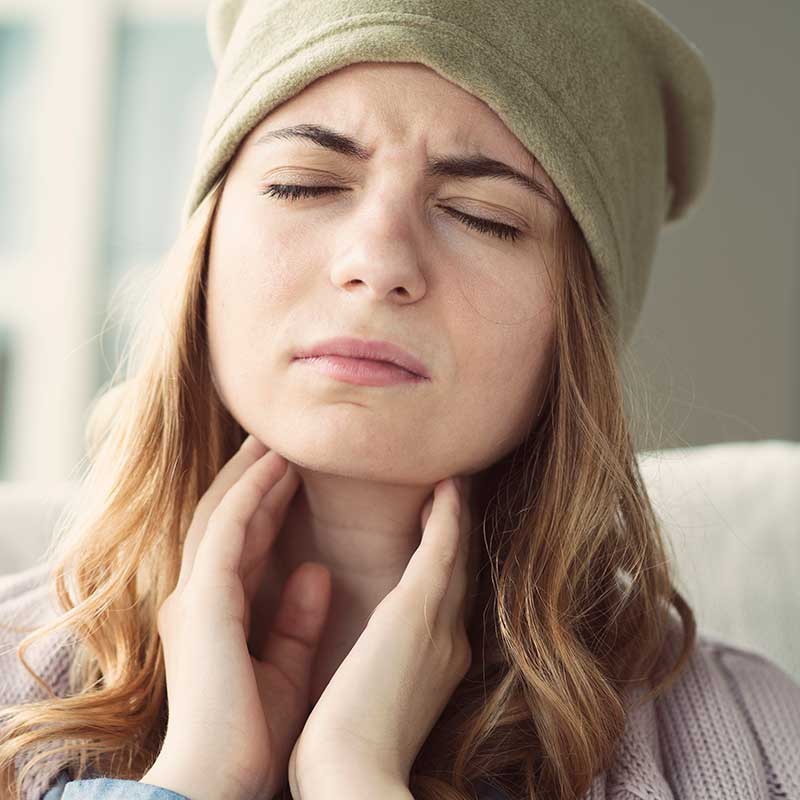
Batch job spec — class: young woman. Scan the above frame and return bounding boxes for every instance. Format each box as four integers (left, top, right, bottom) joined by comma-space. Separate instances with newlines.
2, 1, 797, 799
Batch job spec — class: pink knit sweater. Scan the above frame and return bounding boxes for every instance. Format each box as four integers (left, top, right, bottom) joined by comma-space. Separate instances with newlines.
2, 561, 798, 800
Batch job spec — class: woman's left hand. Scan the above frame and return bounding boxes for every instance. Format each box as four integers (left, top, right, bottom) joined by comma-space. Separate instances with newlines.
287, 475, 476, 796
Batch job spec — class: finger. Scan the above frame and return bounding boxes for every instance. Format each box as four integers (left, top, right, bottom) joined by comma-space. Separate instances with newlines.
241, 462, 302, 603
258, 562, 332, 692
176, 433, 268, 593
401, 477, 463, 612
241, 463, 302, 638
177, 434, 269, 592
192, 447, 289, 586
438, 479, 472, 625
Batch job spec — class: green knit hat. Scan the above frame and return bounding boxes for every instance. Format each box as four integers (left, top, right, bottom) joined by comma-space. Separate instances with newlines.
181, 0, 714, 348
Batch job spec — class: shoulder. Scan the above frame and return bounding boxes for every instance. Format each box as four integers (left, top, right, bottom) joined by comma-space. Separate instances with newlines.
693, 634, 800, 777
0, 562, 77, 707
605, 625, 799, 799
666, 630, 800, 746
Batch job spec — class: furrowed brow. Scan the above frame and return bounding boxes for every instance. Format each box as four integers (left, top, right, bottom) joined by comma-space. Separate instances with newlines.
253, 123, 557, 208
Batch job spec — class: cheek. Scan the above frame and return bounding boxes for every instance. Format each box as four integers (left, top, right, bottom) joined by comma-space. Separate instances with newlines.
468, 340, 541, 406
453, 247, 552, 326
457, 320, 553, 457
211, 200, 308, 308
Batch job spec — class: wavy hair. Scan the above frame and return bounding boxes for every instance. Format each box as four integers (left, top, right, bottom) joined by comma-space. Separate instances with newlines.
0, 152, 695, 800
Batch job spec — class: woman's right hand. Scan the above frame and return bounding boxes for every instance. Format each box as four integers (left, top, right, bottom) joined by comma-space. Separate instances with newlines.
141, 434, 333, 800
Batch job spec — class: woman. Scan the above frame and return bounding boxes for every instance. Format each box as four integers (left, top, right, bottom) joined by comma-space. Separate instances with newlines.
1, 1, 798, 799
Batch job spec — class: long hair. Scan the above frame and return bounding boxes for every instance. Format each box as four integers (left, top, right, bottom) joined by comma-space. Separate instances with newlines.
0, 153, 695, 800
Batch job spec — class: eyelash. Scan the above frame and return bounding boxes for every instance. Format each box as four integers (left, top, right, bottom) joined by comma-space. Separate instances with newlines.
258, 184, 523, 243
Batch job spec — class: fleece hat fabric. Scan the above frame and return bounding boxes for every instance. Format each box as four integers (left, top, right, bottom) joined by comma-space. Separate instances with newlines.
180, 0, 715, 348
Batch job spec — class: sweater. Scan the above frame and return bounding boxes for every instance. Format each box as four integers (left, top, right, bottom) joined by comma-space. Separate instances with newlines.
2, 561, 799, 800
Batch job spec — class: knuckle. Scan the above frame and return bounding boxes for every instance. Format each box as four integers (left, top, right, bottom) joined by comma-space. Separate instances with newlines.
442, 633, 472, 673
440, 634, 457, 661
449, 628, 469, 655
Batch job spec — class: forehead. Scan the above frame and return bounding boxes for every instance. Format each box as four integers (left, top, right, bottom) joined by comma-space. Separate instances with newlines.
243, 61, 558, 195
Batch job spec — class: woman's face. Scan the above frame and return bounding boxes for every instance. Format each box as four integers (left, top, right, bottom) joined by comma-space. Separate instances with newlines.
206, 61, 560, 484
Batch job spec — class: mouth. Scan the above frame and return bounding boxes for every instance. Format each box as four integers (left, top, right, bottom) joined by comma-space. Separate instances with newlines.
293, 355, 428, 387
293, 336, 430, 379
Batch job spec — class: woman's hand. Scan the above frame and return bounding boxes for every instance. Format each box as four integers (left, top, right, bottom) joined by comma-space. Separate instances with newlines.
287, 475, 475, 798
143, 434, 332, 800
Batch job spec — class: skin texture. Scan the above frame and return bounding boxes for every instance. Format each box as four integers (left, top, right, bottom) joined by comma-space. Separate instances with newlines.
205, 60, 559, 710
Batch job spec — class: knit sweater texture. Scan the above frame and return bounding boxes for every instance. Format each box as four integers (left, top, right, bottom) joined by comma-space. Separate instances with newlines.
2, 561, 798, 800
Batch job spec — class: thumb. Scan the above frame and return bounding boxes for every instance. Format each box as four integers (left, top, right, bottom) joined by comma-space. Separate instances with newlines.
259, 562, 332, 691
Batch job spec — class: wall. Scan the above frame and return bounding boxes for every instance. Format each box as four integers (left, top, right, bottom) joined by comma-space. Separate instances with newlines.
0, 0, 797, 480
627, 0, 799, 451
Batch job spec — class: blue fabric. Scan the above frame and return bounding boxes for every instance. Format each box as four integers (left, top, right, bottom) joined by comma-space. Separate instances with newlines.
62, 780, 189, 798
41, 770, 70, 799
44, 773, 509, 799
44, 773, 189, 800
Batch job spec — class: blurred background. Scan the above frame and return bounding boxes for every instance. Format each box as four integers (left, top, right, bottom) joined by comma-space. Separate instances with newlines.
0, 0, 797, 482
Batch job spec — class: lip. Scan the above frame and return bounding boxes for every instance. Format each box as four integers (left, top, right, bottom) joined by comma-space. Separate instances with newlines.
293, 336, 430, 379
294, 355, 427, 386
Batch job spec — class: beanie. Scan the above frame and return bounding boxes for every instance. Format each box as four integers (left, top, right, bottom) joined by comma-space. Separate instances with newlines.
180, 0, 715, 349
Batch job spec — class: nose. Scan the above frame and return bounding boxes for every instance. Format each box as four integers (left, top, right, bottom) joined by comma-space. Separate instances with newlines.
328, 187, 428, 304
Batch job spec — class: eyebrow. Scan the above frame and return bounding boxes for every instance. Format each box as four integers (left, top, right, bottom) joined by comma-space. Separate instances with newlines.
253, 123, 557, 208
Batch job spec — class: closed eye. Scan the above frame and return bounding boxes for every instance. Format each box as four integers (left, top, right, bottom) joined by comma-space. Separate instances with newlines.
258, 183, 524, 243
